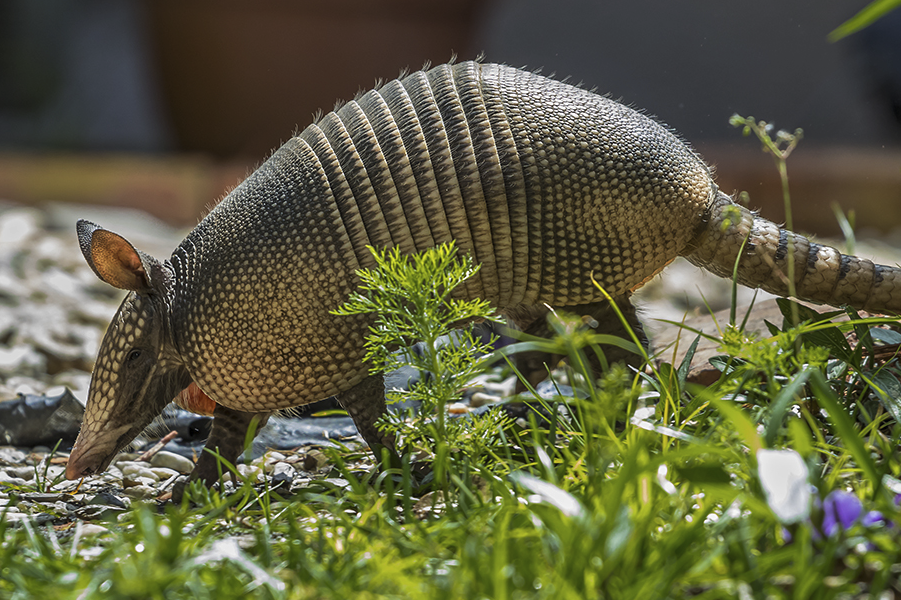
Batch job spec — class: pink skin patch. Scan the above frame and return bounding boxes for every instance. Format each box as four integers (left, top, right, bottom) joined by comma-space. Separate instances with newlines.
175, 382, 217, 416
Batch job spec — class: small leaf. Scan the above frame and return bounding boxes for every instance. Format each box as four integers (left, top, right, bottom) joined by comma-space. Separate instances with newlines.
764, 368, 814, 448
676, 335, 702, 388
869, 327, 901, 345
775, 298, 818, 323
757, 448, 811, 524
707, 355, 731, 374
866, 370, 901, 423
630, 417, 703, 444
776, 299, 853, 360
508, 471, 585, 519
657, 361, 675, 386
847, 308, 874, 356
802, 325, 854, 362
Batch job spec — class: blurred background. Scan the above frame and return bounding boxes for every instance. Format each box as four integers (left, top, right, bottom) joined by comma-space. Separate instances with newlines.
0, 0, 899, 233
0, 0, 900, 404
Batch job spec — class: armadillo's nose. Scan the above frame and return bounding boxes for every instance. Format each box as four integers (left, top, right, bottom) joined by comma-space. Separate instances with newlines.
65, 422, 132, 480
65, 441, 103, 480
65, 463, 87, 480
65, 453, 94, 480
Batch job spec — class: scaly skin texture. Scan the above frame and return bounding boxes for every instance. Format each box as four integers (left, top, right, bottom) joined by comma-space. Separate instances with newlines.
687, 194, 901, 310
66, 61, 901, 487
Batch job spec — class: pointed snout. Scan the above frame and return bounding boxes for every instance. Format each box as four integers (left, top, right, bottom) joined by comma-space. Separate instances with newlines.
65, 423, 133, 480
65, 446, 105, 480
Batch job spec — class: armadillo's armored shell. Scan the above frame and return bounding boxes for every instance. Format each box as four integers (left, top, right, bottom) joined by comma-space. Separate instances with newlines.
167, 62, 713, 413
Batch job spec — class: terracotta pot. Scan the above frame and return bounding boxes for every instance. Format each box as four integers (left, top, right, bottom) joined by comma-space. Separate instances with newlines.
145, 0, 483, 158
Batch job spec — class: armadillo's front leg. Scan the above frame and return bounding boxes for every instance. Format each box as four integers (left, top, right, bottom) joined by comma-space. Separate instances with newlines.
337, 372, 398, 463
597, 297, 649, 365
508, 296, 648, 391
172, 404, 270, 501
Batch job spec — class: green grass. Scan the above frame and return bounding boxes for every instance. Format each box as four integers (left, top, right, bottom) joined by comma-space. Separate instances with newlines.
4, 261, 901, 599
4, 124, 901, 598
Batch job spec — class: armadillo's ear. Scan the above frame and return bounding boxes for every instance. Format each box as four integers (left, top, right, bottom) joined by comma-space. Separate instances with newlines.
76, 219, 154, 293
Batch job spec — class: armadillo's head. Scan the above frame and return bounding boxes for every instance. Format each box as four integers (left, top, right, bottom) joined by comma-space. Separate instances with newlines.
66, 220, 192, 480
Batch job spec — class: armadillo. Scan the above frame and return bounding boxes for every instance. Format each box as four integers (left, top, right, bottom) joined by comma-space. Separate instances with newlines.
65, 61, 901, 486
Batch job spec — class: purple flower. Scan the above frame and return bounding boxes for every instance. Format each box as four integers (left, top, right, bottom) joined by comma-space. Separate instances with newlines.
818, 490, 888, 539
822, 490, 862, 536
861, 510, 886, 527
785, 490, 893, 546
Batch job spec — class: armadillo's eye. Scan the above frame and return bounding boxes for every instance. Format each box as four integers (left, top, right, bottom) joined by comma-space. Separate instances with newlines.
125, 349, 142, 363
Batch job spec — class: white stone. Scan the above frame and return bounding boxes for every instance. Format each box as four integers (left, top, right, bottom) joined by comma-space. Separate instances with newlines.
0, 345, 46, 372
43, 465, 65, 480
469, 392, 501, 407
123, 475, 158, 489
261, 451, 287, 473
78, 523, 108, 537
447, 402, 470, 414
119, 463, 159, 482
0, 472, 27, 486
236, 464, 264, 483
8, 466, 35, 481
149, 451, 195, 474
149, 467, 179, 480
1, 510, 30, 523
102, 468, 123, 483
122, 484, 157, 499
271, 462, 296, 480
0, 447, 26, 464
113, 460, 141, 472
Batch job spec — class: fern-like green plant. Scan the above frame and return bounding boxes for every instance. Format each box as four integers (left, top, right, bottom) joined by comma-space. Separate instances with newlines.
333, 242, 509, 480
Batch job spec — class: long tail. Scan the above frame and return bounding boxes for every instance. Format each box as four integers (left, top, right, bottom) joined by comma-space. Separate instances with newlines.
683, 192, 901, 315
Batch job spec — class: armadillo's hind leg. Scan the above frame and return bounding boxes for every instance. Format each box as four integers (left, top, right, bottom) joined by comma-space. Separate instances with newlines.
172, 404, 271, 502
337, 373, 400, 467
503, 304, 559, 391
507, 296, 648, 393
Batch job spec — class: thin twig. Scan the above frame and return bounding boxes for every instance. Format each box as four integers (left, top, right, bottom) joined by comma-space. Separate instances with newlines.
137, 430, 178, 463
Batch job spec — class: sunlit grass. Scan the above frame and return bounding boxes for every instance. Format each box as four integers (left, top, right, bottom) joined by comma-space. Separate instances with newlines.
4, 120, 901, 599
